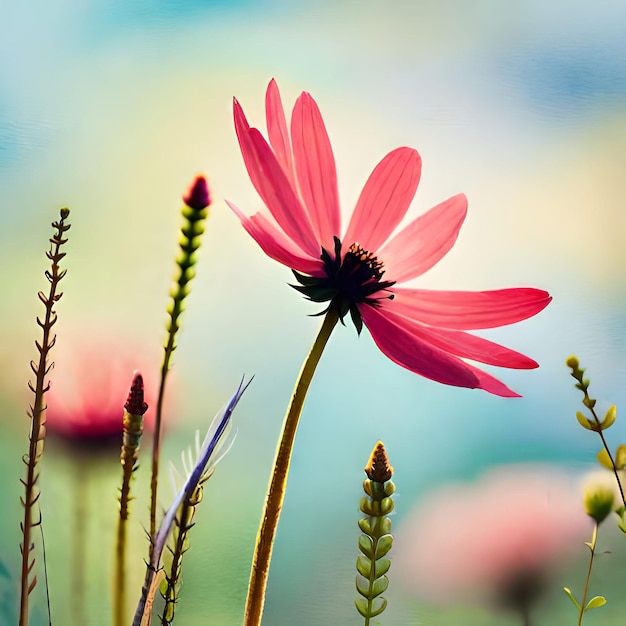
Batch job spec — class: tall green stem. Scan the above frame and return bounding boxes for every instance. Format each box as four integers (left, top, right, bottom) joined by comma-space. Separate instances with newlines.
243, 308, 339, 626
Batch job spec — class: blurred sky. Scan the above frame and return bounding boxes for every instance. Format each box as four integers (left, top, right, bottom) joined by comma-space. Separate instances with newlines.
1, 1, 626, 625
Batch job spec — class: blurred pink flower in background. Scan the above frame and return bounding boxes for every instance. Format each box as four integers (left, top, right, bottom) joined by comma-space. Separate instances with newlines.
229, 79, 551, 397
46, 334, 158, 444
395, 465, 589, 616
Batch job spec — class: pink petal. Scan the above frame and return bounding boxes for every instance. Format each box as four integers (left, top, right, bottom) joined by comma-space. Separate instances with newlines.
391, 287, 552, 330
360, 305, 521, 397
265, 79, 297, 190
381, 305, 538, 368
234, 99, 319, 256
360, 305, 479, 390
344, 147, 422, 252
290, 91, 341, 251
469, 368, 521, 398
226, 201, 323, 275
380, 193, 467, 283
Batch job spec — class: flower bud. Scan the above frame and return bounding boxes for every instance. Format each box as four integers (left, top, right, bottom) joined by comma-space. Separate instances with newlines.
183, 175, 211, 210
584, 483, 615, 524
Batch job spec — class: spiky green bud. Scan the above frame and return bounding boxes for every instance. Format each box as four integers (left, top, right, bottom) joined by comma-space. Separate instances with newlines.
355, 442, 394, 623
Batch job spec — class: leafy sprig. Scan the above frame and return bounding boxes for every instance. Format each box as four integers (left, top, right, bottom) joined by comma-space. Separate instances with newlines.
19, 208, 71, 626
566, 356, 626, 510
355, 441, 395, 625
149, 176, 211, 557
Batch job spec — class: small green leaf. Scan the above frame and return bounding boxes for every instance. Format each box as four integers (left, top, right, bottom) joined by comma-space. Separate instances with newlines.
356, 555, 372, 578
576, 411, 594, 430
601, 405, 617, 430
616, 445, 626, 469
585, 596, 607, 611
355, 574, 371, 598
597, 449, 614, 470
384, 481, 395, 496
380, 497, 394, 515
355, 598, 369, 617
371, 575, 389, 597
368, 597, 387, 617
358, 535, 374, 558
358, 518, 371, 534
379, 517, 391, 535
354, 596, 388, 618
375, 535, 393, 559
563, 587, 581, 611
359, 497, 374, 516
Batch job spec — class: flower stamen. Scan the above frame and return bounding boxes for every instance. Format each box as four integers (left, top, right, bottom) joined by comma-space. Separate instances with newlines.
291, 237, 396, 333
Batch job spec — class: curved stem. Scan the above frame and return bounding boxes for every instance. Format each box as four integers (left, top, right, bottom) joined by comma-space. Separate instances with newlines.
244, 308, 339, 626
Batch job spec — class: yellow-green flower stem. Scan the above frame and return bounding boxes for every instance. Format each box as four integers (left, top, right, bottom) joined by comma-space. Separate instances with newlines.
244, 307, 339, 626
149, 202, 209, 558
19, 208, 70, 626
114, 409, 145, 626
578, 525, 598, 626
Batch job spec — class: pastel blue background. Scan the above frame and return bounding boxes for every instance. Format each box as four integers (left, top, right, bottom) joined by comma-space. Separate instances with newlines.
1, 1, 625, 625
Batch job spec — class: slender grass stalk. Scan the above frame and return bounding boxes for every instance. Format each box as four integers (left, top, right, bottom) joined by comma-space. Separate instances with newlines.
577, 525, 598, 626
114, 372, 148, 626
19, 208, 70, 626
71, 458, 87, 626
244, 308, 339, 626
563, 525, 606, 626
149, 176, 210, 558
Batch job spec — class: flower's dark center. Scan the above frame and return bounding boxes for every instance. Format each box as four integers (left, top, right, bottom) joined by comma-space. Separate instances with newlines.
291, 236, 395, 334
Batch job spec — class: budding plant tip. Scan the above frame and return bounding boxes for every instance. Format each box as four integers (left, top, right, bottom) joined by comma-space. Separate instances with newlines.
183, 175, 211, 211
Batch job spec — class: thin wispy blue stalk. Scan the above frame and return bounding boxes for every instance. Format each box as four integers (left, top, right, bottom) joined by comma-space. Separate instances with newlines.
133, 377, 252, 626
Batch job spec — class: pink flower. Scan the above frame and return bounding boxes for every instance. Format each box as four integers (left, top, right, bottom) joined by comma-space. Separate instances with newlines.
394, 466, 589, 611
228, 79, 551, 397
46, 337, 157, 443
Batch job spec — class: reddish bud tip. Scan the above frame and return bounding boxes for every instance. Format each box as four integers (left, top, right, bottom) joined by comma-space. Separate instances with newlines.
124, 371, 149, 416
183, 175, 211, 210
365, 441, 393, 483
